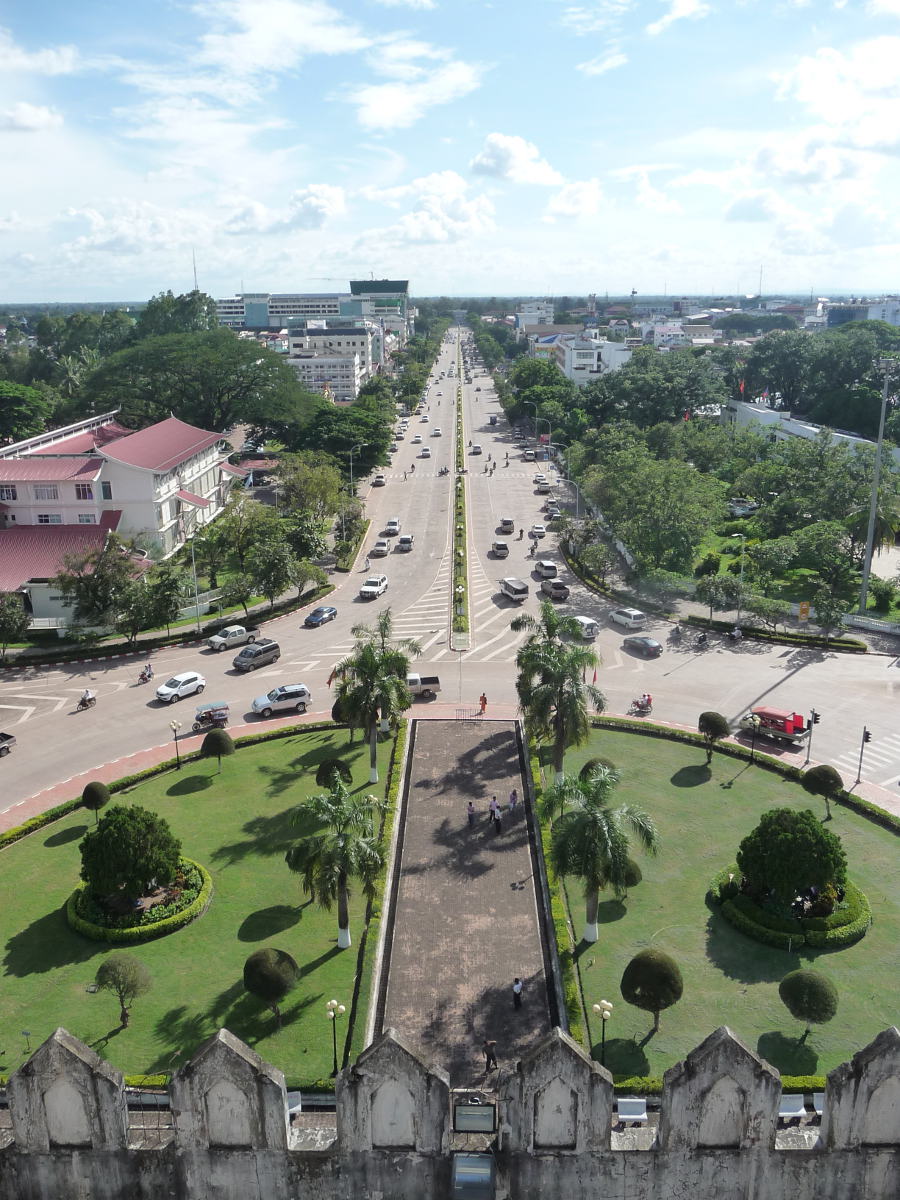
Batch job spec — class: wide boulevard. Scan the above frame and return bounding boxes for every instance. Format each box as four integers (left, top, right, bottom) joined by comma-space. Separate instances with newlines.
2, 329, 900, 814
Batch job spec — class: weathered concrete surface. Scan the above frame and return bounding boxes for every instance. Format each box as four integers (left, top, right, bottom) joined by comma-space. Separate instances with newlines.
380, 719, 552, 1083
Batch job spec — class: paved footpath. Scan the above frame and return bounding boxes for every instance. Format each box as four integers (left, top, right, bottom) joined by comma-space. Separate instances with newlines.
381, 719, 552, 1086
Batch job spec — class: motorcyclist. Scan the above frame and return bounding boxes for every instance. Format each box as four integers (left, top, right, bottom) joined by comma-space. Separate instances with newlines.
696, 632, 708, 647
670, 625, 682, 642
80, 688, 95, 707
139, 663, 153, 683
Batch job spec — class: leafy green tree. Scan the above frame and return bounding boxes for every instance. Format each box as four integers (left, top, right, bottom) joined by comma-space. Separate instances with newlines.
695, 575, 743, 625
618, 459, 726, 572
248, 536, 299, 609
541, 764, 659, 942
214, 495, 280, 573
0, 380, 52, 441
779, 969, 838, 1043
242, 948, 298, 1030
190, 525, 227, 589
201, 728, 234, 773
795, 521, 855, 590
95, 954, 152, 1028
868, 576, 897, 613
698, 712, 730, 764
285, 779, 387, 948
0, 592, 31, 659
147, 562, 186, 633
282, 513, 327, 562
334, 633, 413, 783
512, 602, 606, 782
81, 780, 110, 824
276, 453, 343, 523
133, 289, 219, 339
744, 330, 814, 412
79, 805, 182, 900
53, 535, 137, 626
346, 608, 422, 736
315, 759, 352, 787
801, 763, 844, 821
736, 808, 847, 904
812, 585, 850, 645
297, 403, 391, 477
219, 573, 254, 618
620, 948, 683, 1033
113, 579, 159, 645
745, 594, 792, 633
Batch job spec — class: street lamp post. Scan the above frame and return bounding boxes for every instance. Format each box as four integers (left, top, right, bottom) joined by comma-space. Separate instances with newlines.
170, 720, 182, 770
523, 401, 538, 445
732, 533, 746, 632
348, 443, 368, 499
536, 417, 552, 463
858, 360, 892, 615
189, 536, 201, 636
326, 998, 346, 1076
556, 477, 583, 521
592, 1000, 613, 1067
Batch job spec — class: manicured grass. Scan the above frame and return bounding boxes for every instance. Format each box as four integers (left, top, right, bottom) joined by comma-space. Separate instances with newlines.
552, 731, 898, 1080
0, 727, 395, 1085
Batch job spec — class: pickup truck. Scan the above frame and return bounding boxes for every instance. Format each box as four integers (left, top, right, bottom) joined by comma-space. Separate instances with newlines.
738, 707, 810, 746
407, 672, 441, 699
0, 731, 16, 757
397, 535, 415, 551
207, 624, 259, 652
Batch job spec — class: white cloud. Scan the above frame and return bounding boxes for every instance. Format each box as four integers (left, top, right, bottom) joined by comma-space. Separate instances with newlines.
470, 133, 563, 185
367, 35, 448, 80
0, 211, 23, 230
544, 179, 604, 220
0, 28, 78, 75
62, 202, 202, 259
610, 166, 682, 212
577, 50, 628, 75
646, 0, 711, 37
753, 135, 864, 186
725, 190, 786, 223
359, 171, 494, 244
372, 0, 437, 8
226, 184, 346, 234
0, 102, 63, 132
867, 0, 900, 13
352, 60, 484, 129
561, 2, 635, 35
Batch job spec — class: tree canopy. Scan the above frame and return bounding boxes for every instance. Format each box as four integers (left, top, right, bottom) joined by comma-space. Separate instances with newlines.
736, 808, 848, 903
779, 969, 838, 1042
620, 948, 684, 1032
79, 804, 182, 900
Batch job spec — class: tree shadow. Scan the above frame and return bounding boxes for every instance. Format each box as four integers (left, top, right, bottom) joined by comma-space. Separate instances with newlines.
256, 740, 366, 800
297, 944, 342, 981
671, 764, 712, 787
720, 761, 752, 789
597, 899, 627, 925
89, 1024, 125, 1052
594, 1037, 650, 1077
704, 912, 801, 984
237, 904, 308, 942
757, 1031, 819, 1075
3, 907, 103, 977
210, 807, 300, 865
44, 824, 88, 847
166, 773, 213, 796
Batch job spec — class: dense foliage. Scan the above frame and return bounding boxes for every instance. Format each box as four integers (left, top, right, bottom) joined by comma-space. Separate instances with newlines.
736, 808, 848, 904
779, 969, 839, 1041
620, 948, 684, 1032
79, 804, 182, 900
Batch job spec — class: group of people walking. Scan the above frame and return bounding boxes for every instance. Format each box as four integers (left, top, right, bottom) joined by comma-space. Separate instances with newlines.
467, 789, 518, 834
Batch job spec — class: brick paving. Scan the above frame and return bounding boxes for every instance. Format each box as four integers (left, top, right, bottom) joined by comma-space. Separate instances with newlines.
381, 719, 552, 1086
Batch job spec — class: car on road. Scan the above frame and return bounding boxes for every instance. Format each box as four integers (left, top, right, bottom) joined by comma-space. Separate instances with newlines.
522, 449, 535, 461
471, 444, 483, 455
372, 474, 386, 486
475, 386, 482, 391
360, 574, 389, 599
432, 427, 442, 436
421, 414, 429, 422
624, 635, 663, 658
545, 503, 561, 519
436, 390, 443, 396
535, 560, 557, 578
371, 539, 390, 556
251, 684, 312, 718
421, 446, 432, 458
412, 434, 423, 443
233, 639, 281, 671
492, 540, 510, 558
533, 473, 547, 484
304, 605, 337, 627
385, 518, 401, 535
156, 671, 206, 704
397, 534, 415, 551
499, 518, 515, 534
389, 443, 398, 453
531, 523, 547, 538
609, 607, 647, 630
541, 579, 569, 601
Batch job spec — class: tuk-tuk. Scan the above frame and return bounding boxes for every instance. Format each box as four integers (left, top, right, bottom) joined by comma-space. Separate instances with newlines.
192, 702, 229, 732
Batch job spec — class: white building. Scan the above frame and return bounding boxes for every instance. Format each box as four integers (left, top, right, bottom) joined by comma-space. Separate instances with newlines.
722, 399, 900, 467
515, 300, 555, 328
554, 335, 632, 385
287, 352, 365, 403
867, 298, 900, 326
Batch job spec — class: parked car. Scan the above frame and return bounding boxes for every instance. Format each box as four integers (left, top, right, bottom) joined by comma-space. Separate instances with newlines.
530, 523, 547, 538
359, 575, 389, 599
251, 684, 312, 718
156, 672, 207, 704
624, 636, 663, 658
304, 605, 337, 627
609, 607, 647, 630
233, 639, 281, 671
371, 539, 390, 556
389, 443, 398, 453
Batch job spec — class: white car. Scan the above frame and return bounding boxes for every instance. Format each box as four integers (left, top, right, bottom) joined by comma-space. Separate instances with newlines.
411, 434, 423, 443
371, 539, 390, 556
385, 518, 401, 535
372, 474, 386, 487
156, 672, 206, 704
421, 414, 429, 422
531, 523, 547, 538
251, 684, 312, 718
432, 428, 442, 436
359, 574, 389, 600
420, 446, 432, 458
436, 390, 443, 396
533, 473, 547, 484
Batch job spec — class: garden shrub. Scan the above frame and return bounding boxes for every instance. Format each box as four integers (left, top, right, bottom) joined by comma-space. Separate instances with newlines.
721, 899, 796, 949
66, 858, 213, 944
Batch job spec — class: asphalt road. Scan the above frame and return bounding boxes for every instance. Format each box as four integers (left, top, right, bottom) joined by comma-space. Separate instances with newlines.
2, 329, 900, 812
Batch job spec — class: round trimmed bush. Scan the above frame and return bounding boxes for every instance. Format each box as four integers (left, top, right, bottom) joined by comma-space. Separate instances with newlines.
243, 947, 299, 1029
779, 969, 838, 1042
579, 756, 616, 780
66, 858, 213, 944
81, 781, 110, 824
624, 858, 643, 889
620, 948, 683, 1032
316, 758, 353, 787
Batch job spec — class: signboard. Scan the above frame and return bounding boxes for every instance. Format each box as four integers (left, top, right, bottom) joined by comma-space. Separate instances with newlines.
797, 601, 810, 622
452, 1153, 494, 1197
454, 1103, 496, 1133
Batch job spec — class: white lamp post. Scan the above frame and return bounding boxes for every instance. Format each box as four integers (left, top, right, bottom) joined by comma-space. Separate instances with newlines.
326, 999, 346, 1076
592, 999, 614, 1066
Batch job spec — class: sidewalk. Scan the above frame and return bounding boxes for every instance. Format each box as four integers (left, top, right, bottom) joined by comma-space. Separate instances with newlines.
380, 719, 552, 1085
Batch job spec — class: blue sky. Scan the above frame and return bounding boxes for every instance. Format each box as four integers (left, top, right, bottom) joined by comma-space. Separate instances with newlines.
3, 0, 900, 300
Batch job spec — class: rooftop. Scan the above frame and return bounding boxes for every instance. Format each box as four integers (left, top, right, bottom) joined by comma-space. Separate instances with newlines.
100, 417, 223, 473
30, 421, 132, 456
0, 457, 103, 482
0, 523, 111, 590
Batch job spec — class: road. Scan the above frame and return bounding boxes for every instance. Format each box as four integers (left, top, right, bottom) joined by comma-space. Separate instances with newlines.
2, 328, 900, 813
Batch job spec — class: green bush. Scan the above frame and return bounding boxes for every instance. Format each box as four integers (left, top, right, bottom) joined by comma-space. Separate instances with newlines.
720, 899, 797, 949
802, 881, 867, 930
694, 552, 721, 578
65, 858, 213, 944
730, 893, 802, 934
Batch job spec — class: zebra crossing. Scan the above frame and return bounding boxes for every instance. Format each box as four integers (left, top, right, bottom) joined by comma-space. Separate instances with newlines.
829, 731, 900, 787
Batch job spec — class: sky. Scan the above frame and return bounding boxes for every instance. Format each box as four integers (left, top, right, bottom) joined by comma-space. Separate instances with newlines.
3, 0, 900, 301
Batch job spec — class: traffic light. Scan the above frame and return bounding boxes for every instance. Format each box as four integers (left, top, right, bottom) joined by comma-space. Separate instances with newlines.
811, 710, 820, 724
863, 728, 871, 743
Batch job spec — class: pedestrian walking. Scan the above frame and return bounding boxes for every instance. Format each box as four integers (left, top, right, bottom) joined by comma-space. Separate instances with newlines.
512, 978, 523, 1009
403, 470, 407, 480
482, 1039, 498, 1071
479, 692, 488, 714
488, 795, 499, 824
365, 555, 371, 571
509, 788, 518, 813
467, 801, 476, 829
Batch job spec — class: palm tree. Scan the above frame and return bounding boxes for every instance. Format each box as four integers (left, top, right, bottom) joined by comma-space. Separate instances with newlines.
351, 608, 422, 732
513, 602, 605, 782
285, 779, 387, 949
543, 765, 659, 943
334, 640, 411, 783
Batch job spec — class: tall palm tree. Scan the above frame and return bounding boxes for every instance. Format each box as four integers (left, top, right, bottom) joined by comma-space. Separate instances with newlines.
543, 765, 659, 943
334, 640, 412, 783
285, 779, 387, 949
351, 608, 422, 732
513, 601, 605, 782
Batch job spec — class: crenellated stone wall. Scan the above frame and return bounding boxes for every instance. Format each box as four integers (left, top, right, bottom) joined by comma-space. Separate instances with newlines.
0, 1024, 897, 1199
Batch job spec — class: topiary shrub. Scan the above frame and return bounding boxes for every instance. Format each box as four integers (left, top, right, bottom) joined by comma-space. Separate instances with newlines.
201, 728, 234, 773
79, 805, 181, 902
620, 948, 683, 1032
779, 969, 838, 1042
243, 947, 299, 1030
81, 780, 111, 824
623, 858, 642, 889
694, 552, 721, 578
579, 756, 616, 779
801, 763, 844, 821
315, 758, 353, 788
736, 807, 847, 904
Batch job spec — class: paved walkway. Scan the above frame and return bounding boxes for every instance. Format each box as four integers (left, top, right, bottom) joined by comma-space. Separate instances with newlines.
381, 719, 552, 1085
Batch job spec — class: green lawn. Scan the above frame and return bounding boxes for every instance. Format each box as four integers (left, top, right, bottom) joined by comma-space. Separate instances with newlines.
553, 731, 899, 1080
0, 727, 395, 1086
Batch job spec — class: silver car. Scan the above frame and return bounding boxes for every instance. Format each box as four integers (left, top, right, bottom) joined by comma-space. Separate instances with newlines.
251, 684, 312, 718
156, 672, 206, 704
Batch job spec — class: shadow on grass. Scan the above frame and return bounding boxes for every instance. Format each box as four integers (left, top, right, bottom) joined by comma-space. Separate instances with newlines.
592, 1037, 650, 1078
89, 1024, 125, 1052
210, 808, 299, 865
255, 738, 368, 801
237, 904, 307, 942
3, 906, 104, 976
704, 912, 801, 984
44, 824, 88, 847
758, 1031, 819, 1075
671, 765, 712, 787
166, 773, 213, 796
597, 899, 628, 925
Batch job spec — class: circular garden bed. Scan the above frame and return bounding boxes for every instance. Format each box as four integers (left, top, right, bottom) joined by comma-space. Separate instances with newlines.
66, 857, 213, 944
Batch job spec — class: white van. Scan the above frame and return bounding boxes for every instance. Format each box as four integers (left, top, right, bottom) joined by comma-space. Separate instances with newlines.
572, 615, 599, 640
499, 577, 529, 603
536, 560, 557, 579
609, 607, 647, 631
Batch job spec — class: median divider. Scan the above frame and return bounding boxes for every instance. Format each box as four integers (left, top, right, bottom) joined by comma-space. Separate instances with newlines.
451, 338, 470, 642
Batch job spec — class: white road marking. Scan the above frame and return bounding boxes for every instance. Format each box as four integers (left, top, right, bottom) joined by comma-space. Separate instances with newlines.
0, 703, 36, 724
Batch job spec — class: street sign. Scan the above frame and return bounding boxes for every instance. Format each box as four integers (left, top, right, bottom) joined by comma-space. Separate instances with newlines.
798, 601, 810, 622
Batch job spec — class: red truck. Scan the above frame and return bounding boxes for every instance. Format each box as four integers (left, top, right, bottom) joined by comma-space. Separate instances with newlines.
738, 706, 809, 746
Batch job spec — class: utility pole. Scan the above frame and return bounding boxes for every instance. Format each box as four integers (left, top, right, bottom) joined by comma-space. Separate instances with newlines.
858, 360, 892, 614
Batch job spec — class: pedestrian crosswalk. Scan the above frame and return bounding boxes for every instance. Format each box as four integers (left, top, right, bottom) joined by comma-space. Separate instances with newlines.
829, 731, 900, 787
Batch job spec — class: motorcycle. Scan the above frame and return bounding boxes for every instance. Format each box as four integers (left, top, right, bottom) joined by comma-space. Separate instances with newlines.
668, 626, 682, 643
727, 627, 743, 644
76, 694, 97, 711
694, 633, 709, 649
138, 665, 154, 684
628, 698, 653, 716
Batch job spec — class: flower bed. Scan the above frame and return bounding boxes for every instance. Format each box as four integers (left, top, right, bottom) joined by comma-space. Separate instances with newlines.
66, 857, 213, 944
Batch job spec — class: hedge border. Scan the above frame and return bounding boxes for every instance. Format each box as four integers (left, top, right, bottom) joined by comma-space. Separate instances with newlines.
334, 518, 371, 573
591, 716, 900, 836
682, 613, 867, 654
452, 374, 469, 634
65, 857, 214, 944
